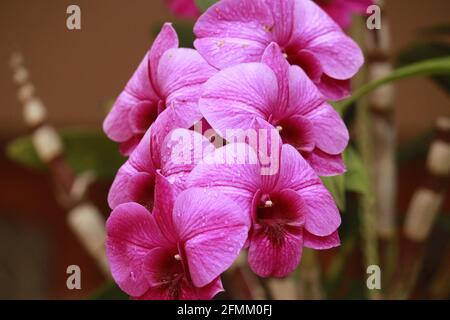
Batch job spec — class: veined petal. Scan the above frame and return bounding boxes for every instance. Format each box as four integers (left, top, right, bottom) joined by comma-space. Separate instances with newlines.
152, 172, 178, 243
106, 203, 168, 297
108, 130, 156, 209
317, 75, 351, 100
173, 188, 249, 287
304, 230, 340, 249
291, 0, 363, 80
274, 144, 319, 192
287, 65, 324, 117
265, 0, 295, 45
308, 103, 349, 155
200, 62, 278, 136
187, 143, 261, 216
194, 0, 274, 68
194, 37, 267, 70
305, 148, 346, 176
160, 128, 215, 191
157, 48, 217, 101
248, 223, 303, 278
149, 23, 179, 92
261, 43, 290, 114
103, 54, 159, 144
297, 183, 341, 236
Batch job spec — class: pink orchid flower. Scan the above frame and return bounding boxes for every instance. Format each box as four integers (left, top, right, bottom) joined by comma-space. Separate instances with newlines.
194, 0, 364, 100
166, 0, 201, 19
108, 108, 215, 210
199, 43, 348, 176
187, 142, 340, 277
106, 174, 249, 299
103, 22, 216, 155
315, 0, 374, 29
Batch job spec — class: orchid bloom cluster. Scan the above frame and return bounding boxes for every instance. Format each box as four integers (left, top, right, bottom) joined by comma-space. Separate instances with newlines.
104, 0, 364, 300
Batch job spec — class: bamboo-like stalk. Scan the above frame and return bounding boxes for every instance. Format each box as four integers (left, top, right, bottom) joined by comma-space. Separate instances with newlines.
366, 0, 397, 241
9, 52, 110, 278
351, 14, 382, 300
390, 117, 450, 299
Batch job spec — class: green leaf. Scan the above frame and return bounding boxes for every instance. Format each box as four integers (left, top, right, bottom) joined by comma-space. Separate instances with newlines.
195, 0, 218, 12
90, 281, 128, 300
344, 146, 369, 195
336, 56, 450, 112
321, 174, 346, 211
6, 129, 125, 180
395, 43, 450, 93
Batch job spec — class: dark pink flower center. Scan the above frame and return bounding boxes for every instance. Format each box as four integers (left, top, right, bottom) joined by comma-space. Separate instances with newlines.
255, 192, 303, 246
150, 247, 191, 299
268, 115, 315, 154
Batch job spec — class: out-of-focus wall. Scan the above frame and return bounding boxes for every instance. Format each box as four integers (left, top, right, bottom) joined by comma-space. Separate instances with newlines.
0, 0, 449, 142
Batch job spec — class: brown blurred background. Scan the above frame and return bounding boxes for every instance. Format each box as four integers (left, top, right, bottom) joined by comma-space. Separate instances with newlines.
0, 0, 449, 299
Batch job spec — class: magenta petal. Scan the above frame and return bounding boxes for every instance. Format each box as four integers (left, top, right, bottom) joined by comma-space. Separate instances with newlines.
308, 103, 349, 155
157, 48, 217, 101
165, 0, 200, 19
248, 224, 303, 278
297, 183, 341, 236
194, 0, 273, 68
103, 53, 158, 144
149, 23, 179, 91
306, 148, 346, 176
274, 144, 319, 192
200, 62, 278, 135
292, 0, 364, 80
287, 65, 324, 117
303, 230, 340, 249
317, 0, 373, 30
119, 136, 142, 156
194, 37, 267, 69
288, 49, 323, 83
141, 247, 177, 287
106, 203, 168, 297
108, 168, 155, 210
249, 188, 305, 277
150, 105, 201, 169
152, 172, 178, 243
274, 145, 341, 236
317, 75, 351, 100
160, 128, 215, 191
279, 115, 315, 153
187, 143, 261, 217
108, 130, 156, 209
265, 0, 295, 45
128, 100, 159, 134
173, 188, 249, 287
261, 43, 290, 114
103, 94, 133, 143
136, 277, 223, 300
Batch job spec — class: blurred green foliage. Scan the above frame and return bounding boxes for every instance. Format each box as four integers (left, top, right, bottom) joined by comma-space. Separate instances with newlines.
6, 129, 124, 180
195, 0, 218, 12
